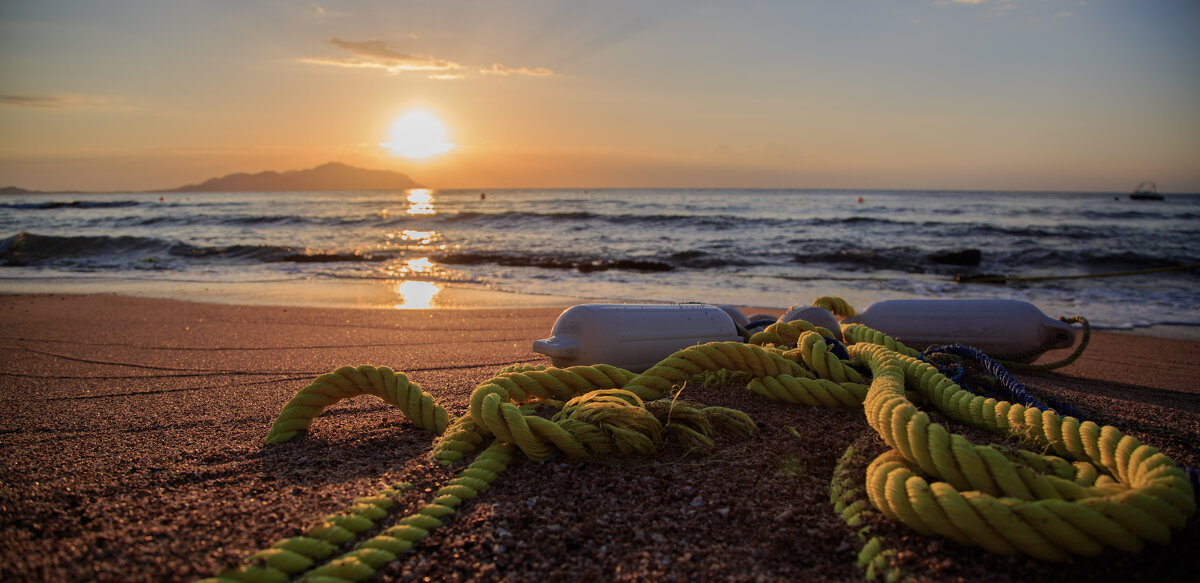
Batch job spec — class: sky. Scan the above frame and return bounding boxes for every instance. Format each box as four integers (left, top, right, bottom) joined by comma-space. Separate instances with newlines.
1, 0, 1198, 192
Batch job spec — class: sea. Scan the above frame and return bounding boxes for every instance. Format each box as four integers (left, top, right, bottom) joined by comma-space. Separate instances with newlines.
1, 188, 1198, 334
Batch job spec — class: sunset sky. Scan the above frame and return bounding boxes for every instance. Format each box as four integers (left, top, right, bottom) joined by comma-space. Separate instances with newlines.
1, 0, 1197, 192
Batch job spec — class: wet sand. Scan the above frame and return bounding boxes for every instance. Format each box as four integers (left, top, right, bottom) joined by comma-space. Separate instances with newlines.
1, 293, 1197, 582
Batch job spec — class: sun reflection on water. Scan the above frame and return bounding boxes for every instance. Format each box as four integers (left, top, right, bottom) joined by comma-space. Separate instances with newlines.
406, 189, 435, 215
394, 280, 440, 309
399, 230, 436, 244
401, 257, 434, 274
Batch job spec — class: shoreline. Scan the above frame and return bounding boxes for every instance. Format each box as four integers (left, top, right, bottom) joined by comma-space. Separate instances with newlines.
0, 277, 585, 311
1, 275, 1197, 341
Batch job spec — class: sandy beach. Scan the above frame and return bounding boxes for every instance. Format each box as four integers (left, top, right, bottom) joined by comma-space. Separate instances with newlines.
1, 292, 1198, 582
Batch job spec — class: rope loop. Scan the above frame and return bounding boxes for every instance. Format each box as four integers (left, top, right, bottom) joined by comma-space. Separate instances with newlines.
812, 296, 858, 318
265, 365, 449, 443
788, 330, 865, 383
850, 342, 1195, 561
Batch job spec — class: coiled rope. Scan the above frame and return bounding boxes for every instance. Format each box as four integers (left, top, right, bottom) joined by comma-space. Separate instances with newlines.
924, 341, 1200, 498
854, 343, 1193, 561
203, 297, 1195, 582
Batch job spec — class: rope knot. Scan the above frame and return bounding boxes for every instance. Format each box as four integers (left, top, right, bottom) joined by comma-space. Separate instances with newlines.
553, 389, 664, 457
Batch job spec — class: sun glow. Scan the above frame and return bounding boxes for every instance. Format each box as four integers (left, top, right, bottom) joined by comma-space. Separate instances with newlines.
381, 110, 455, 159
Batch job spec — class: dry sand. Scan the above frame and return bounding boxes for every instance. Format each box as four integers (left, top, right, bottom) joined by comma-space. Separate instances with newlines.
1, 293, 1197, 582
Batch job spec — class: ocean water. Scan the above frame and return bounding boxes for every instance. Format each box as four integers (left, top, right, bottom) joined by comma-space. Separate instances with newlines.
1, 189, 1198, 332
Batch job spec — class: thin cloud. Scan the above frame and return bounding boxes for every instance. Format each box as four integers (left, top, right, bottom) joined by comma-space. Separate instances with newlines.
481, 63, 556, 77
301, 37, 463, 73
0, 94, 130, 110
299, 56, 460, 72
1, 95, 66, 108
327, 38, 424, 62
302, 3, 352, 19
301, 38, 554, 79
935, 0, 1022, 17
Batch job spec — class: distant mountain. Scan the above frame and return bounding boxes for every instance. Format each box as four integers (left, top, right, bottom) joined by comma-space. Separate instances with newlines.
1, 186, 43, 195
168, 162, 422, 192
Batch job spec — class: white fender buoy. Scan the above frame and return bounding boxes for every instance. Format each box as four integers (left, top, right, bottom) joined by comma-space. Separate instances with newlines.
843, 299, 1075, 357
532, 304, 741, 372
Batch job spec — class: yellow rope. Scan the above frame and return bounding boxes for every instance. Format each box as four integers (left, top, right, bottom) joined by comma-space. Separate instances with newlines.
787, 330, 866, 383
748, 319, 836, 347
302, 442, 515, 581
853, 342, 1194, 561
201, 445, 516, 583
747, 374, 868, 407
199, 482, 412, 582
841, 324, 921, 358
622, 341, 811, 401
466, 364, 635, 433
208, 296, 1194, 582
830, 436, 902, 583
265, 365, 449, 443
812, 296, 858, 318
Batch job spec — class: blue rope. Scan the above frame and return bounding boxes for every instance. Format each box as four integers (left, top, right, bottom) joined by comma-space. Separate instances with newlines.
1188, 467, 1200, 499
923, 344, 1082, 419
823, 336, 850, 361
944, 363, 966, 387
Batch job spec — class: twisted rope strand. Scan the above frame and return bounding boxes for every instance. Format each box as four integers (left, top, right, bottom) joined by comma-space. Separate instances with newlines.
842, 324, 921, 358
301, 443, 516, 582
748, 320, 835, 347
265, 366, 449, 443
851, 342, 1194, 561
198, 482, 413, 583
624, 341, 811, 400
812, 296, 858, 318
830, 437, 903, 582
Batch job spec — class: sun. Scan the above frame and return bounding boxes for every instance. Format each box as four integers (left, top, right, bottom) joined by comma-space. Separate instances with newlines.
381, 110, 455, 159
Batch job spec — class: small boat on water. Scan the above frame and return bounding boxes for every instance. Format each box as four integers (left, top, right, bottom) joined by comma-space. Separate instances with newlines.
1129, 181, 1164, 200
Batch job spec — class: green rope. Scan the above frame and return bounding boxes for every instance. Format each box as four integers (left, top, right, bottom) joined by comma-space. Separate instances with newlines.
202, 296, 1193, 582
830, 435, 903, 582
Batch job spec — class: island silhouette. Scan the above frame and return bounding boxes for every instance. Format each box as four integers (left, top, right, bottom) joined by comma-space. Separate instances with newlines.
2, 162, 421, 194
168, 162, 421, 192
